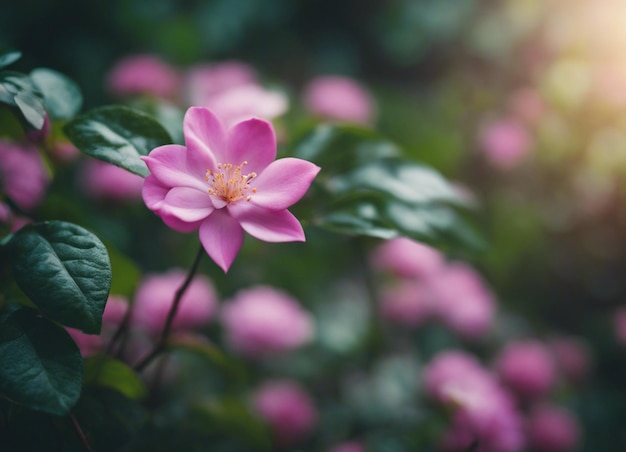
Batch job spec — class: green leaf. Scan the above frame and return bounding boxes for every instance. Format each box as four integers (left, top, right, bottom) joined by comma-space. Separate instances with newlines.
30, 67, 83, 120
83, 355, 148, 401
0, 308, 83, 415
0, 71, 45, 129
9, 220, 112, 333
63, 105, 173, 177
0, 51, 21, 69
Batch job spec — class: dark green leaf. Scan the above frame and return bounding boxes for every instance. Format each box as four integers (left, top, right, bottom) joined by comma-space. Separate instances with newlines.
30, 67, 83, 119
64, 105, 173, 177
0, 51, 21, 69
83, 355, 147, 401
0, 308, 83, 415
9, 220, 112, 333
0, 71, 45, 129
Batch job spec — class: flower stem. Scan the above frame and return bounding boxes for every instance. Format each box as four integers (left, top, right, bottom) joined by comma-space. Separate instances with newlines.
70, 413, 93, 452
134, 245, 204, 372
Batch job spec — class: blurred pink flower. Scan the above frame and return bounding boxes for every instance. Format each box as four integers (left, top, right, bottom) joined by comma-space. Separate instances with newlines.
80, 159, 144, 201
508, 87, 545, 125
379, 279, 434, 327
370, 237, 445, 279
252, 379, 317, 445
131, 269, 217, 335
423, 350, 525, 452
50, 141, 80, 163
0, 202, 31, 233
494, 340, 556, 399
26, 113, 51, 143
613, 307, 626, 345
548, 336, 592, 385
428, 262, 496, 340
303, 75, 376, 125
221, 285, 314, 357
478, 118, 531, 170
141, 107, 320, 272
66, 295, 129, 357
526, 403, 581, 452
185, 62, 288, 128
106, 54, 180, 99
327, 441, 365, 452
0, 140, 49, 211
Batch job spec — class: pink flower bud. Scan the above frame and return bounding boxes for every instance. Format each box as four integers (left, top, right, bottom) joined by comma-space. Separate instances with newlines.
526, 404, 581, 452
0, 140, 49, 211
131, 269, 217, 335
106, 54, 180, 99
303, 75, 376, 125
252, 380, 317, 445
494, 340, 557, 399
379, 279, 434, 327
221, 286, 314, 357
79, 159, 144, 201
370, 237, 445, 279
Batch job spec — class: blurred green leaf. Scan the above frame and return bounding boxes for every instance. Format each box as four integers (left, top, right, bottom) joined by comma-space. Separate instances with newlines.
64, 105, 172, 177
9, 221, 111, 333
0, 51, 21, 69
72, 386, 147, 451
83, 355, 148, 401
106, 241, 141, 298
0, 308, 83, 415
30, 67, 83, 120
0, 71, 45, 129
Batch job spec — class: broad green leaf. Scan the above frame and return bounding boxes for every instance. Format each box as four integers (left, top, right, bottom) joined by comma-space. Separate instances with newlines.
63, 105, 172, 177
9, 220, 111, 333
0, 71, 45, 129
30, 67, 83, 119
0, 51, 21, 69
0, 308, 83, 415
72, 387, 147, 451
83, 356, 147, 401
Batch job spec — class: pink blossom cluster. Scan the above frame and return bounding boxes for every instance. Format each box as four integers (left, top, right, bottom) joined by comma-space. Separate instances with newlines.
106, 55, 288, 128
371, 237, 495, 339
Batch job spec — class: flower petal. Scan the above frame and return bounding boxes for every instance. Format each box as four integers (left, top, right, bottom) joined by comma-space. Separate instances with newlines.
226, 118, 276, 173
160, 186, 214, 222
142, 144, 207, 191
250, 158, 320, 210
142, 175, 168, 211
199, 210, 244, 272
229, 204, 305, 242
160, 210, 203, 233
184, 107, 225, 170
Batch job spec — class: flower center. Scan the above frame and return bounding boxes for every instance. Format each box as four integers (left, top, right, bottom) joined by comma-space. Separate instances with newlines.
205, 161, 257, 204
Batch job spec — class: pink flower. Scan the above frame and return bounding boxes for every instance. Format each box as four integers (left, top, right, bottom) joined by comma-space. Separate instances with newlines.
106, 54, 180, 99
221, 285, 314, 357
428, 262, 496, 340
370, 237, 445, 279
0, 202, 31, 233
252, 379, 317, 445
303, 75, 376, 125
423, 350, 525, 452
130, 269, 217, 335
66, 295, 129, 357
0, 140, 49, 211
526, 404, 581, 452
79, 159, 144, 201
184, 62, 288, 128
548, 336, 592, 385
379, 279, 434, 327
478, 118, 531, 170
141, 107, 320, 272
494, 340, 556, 399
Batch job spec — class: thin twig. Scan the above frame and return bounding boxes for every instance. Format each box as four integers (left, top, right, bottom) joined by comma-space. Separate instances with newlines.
69, 413, 94, 452
133, 245, 204, 372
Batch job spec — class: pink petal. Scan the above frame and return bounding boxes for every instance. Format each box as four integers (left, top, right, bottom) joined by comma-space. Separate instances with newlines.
142, 144, 206, 191
184, 107, 225, 170
142, 175, 168, 211
250, 158, 320, 210
199, 210, 244, 272
229, 205, 305, 242
160, 209, 203, 233
160, 186, 214, 222
226, 118, 276, 172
